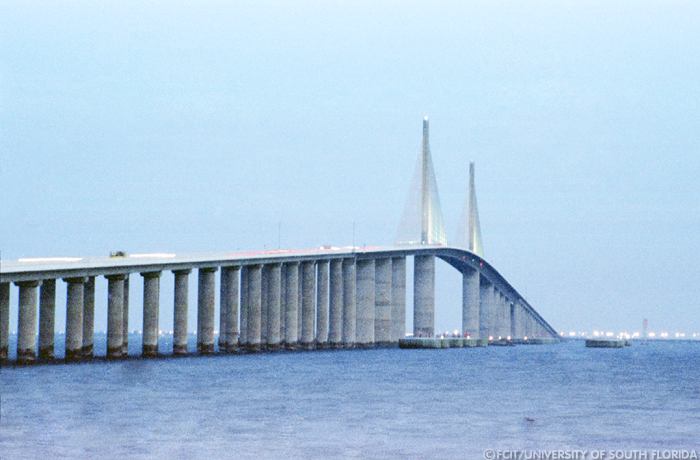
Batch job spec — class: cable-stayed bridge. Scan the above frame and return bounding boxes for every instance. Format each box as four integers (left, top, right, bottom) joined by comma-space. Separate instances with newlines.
0, 118, 558, 365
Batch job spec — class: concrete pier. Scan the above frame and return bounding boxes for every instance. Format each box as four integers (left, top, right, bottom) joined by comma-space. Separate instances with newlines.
509, 301, 516, 339
240, 266, 249, 347
141, 271, 161, 357
413, 255, 435, 338
316, 260, 329, 347
64, 277, 86, 362
38, 279, 56, 360
284, 262, 299, 348
499, 293, 510, 339
300, 261, 316, 349
280, 264, 287, 341
479, 280, 492, 340
218, 268, 229, 351
462, 268, 480, 338
328, 259, 343, 347
16, 281, 40, 364
173, 269, 190, 355
0, 283, 9, 362
297, 270, 303, 341
374, 258, 392, 345
82, 277, 95, 358
390, 257, 406, 342
356, 259, 375, 347
197, 267, 217, 354
246, 265, 262, 351
342, 258, 356, 347
260, 266, 269, 347
122, 275, 130, 356
106, 274, 125, 359
220, 266, 239, 352
266, 263, 282, 349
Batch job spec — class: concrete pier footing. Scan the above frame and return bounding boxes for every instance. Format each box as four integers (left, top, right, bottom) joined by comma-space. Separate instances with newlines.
246, 265, 262, 352
328, 259, 343, 347
341, 258, 356, 347
172, 269, 190, 355
390, 257, 406, 342
16, 281, 40, 364
220, 266, 239, 352
82, 277, 95, 358
300, 261, 316, 349
284, 262, 299, 348
266, 264, 282, 350
105, 274, 125, 359
64, 277, 86, 362
462, 268, 480, 338
122, 276, 130, 357
38, 279, 56, 360
0, 283, 9, 362
374, 258, 392, 345
141, 271, 161, 357
315, 260, 329, 347
197, 267, 218, 354
355, 259, 375, 347
413, 255, 435, 338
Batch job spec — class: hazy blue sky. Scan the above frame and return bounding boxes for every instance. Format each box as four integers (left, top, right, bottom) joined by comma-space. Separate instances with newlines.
1, 1, 699, 335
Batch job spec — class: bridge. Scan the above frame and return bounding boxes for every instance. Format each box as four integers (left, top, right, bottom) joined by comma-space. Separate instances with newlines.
0, 118, 558, 365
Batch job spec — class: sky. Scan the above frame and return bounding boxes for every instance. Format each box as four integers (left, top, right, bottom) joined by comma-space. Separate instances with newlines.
1, 0, 699, 335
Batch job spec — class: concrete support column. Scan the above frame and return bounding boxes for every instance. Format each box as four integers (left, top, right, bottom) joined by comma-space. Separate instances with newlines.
300, 261, 316, 349
462, 268, 480, 338
510, 301, 516, 339
342, 258, 356, 347
220, 266, 240, 352
316, 261, 329, 347
495, 292, 505, 339
218, 268, 229, 351
197, 267, 217, 354
297, 272, 303, 340
479, 279, 492, 341
122, 275, 130, 356
16, 281, 40, 364
246, 265, 262, 351
172, 269, 191, 355
356, 259, 375, 347
0, 283, 9, 362
82, 277, 95, 358
283, 262, 299, 348
390, 257, 406, 342
240, 266, 249, 346
328, 259, 343, 347
141, 271, 161, 357
38, 279, 56, 360
494, 292, 503, 339
280, 264, 287, 341
266, 263, 282, 350
374, 258, 392, 345
261, 266, 269, 348
106, 275, 125, 359
413, 255, 435, 338
502, 296, 512, 339
64, 277, 86, 362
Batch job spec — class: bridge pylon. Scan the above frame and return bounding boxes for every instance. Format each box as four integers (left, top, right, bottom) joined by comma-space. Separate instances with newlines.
456, 161, 485, 257
396, 116, 447, 246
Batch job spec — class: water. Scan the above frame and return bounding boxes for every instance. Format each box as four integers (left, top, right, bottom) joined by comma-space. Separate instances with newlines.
2, 341, 699, 458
